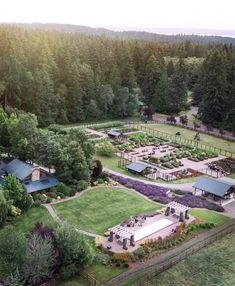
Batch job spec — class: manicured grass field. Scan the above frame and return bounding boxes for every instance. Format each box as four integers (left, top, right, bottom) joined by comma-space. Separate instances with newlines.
53, 187, 161, 234
141, 123, 235, 153
189, 209, 230, 225
146, 231, 235, 286
0, 206, 56, 238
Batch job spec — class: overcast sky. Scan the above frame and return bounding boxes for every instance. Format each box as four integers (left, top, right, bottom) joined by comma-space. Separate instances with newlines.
0, 0, 235, 31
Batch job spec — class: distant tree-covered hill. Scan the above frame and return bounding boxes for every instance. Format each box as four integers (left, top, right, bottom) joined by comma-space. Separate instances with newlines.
6, 23, 235, 45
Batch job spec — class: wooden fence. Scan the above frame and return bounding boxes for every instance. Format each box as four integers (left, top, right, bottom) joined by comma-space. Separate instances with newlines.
133, 222, 235, 286
103, 220, 235, 286
126, 123, 235, 159
125, 120, 235, 142
39, 271, 100, 286
81, 271, 101, 286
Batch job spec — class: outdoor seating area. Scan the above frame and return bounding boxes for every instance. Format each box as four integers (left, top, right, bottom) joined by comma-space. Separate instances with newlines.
102, 202, 194, 253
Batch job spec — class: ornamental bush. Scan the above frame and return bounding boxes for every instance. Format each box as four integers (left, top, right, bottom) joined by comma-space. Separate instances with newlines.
97, 141, 117, 157
9, 205, 22, 216
56, 183, 71, 197
76, 180, 89, 192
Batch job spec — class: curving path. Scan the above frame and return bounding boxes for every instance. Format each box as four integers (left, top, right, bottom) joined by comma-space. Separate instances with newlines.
104, 167, 195, 191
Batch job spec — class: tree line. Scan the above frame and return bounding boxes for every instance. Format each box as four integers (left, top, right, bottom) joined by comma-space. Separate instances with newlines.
0, 25, 234, 130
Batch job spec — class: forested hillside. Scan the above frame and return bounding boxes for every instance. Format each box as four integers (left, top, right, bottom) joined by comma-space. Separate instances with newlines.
11, 23, 235, 45
0, 25, 234, 130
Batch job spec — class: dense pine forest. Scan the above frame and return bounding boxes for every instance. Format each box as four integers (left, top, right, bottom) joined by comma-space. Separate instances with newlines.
0, 25, 234, 130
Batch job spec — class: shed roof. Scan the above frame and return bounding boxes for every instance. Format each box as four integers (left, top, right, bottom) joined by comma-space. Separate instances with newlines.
23, 176, 59, 194
3, 159, 35, 181
107, 130, 121, 137
127, 162, 149, 173
193, 177, 234, 198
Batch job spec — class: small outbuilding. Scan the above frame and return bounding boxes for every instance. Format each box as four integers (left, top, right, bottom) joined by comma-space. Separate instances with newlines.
127, 162, 151, 175
193, 176, 235, 200
107, 130, 122, 139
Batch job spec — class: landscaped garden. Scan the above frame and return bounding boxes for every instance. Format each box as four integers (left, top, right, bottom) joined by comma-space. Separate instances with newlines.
0, 206, 56, 239
53, 187, 161, 234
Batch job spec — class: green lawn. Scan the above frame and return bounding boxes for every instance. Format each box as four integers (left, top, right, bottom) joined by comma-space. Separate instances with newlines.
145, 231, 235, 286
55, 264, 126, 286
189, 209, 230, 225
0, 206, 56, 238
228, 173, 235, 179
86, 264, 126, 283
55, 277, 89, 286
53, 187, 161, 234
141, 123, 235, 153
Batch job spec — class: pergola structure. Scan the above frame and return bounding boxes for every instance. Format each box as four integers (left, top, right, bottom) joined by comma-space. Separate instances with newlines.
165, 201, 190, 221
108, 225, 135, 250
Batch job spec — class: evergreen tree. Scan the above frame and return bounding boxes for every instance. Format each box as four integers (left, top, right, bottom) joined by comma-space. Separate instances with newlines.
141, 55, 162, 105
153, 68, 169, 113
200, 49, 228, 126
168, 58, 188, 113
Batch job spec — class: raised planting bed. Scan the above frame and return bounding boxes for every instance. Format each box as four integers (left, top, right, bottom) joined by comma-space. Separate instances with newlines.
170, 168, 204, 179
209, 157, 235, 173
146, 154, 183, 170
128, 133, 165, 147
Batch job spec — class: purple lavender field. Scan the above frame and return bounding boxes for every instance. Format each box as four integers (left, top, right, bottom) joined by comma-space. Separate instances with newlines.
109, 173, 224, 212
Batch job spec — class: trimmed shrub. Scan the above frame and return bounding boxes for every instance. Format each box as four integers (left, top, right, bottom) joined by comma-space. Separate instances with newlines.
56, 192, 65, 199
17, 193, 33, 211
97, 141, 117, 157
34, 200, 41, 207
56, 183, 71, 197
76, 180, 89, 192
97, 178, 104, 184
48, 192, 58, 199
46, 197, 52, 203
9, 205, 21, 216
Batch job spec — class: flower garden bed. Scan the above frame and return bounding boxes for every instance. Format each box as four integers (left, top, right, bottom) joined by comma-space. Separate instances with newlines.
108, 173, 224, 212
101, 221, 216, 265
